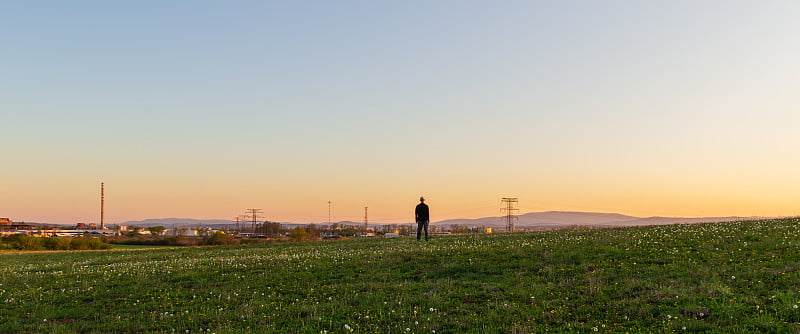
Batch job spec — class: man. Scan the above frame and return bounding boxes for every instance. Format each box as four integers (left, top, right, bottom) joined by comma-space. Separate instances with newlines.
415, 196, 429, 241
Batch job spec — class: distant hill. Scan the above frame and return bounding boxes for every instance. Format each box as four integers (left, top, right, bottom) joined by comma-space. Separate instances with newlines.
119, 218, 364, 229
611, 216, 766, 227
121, 212, 768, 230
433, 211, 766, 230
121, 218, 241, 228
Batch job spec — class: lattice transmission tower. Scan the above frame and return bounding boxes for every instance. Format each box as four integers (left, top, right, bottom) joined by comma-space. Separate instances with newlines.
501, 198, 519, 232
364, 206, 368, 231
244, 209, 264, 232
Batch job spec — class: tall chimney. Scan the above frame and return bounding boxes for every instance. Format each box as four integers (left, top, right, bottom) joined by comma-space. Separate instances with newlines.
101, 182, 105, 230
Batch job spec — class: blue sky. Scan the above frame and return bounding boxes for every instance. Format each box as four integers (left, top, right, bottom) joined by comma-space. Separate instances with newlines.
3, 1, 800, 224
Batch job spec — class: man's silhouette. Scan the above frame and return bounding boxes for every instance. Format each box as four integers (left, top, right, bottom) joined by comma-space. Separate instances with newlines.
415, 197, 429, 241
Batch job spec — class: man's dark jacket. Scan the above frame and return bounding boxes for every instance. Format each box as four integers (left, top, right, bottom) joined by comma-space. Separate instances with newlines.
415, 203, 429, 223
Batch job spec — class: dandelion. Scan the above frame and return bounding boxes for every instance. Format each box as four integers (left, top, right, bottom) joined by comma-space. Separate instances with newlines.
344, 324, 352, 332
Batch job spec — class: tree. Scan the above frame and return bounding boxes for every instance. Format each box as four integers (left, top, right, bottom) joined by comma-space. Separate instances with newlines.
450, 225, 470, 234
289, 227, 309, 242
398, 225, 413, 236
126, 225, 142, 237
340, 226, 359, 236
305, 224, 321, 240
256, 222, 283, 237
147, 226, 167, 237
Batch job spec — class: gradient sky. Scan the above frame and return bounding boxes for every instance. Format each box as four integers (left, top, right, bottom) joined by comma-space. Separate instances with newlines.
3, 1, 800, 225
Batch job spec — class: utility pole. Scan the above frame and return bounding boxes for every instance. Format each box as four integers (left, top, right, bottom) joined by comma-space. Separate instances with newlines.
328, 201, 332, 225
501, 198, 519, 232
244, 209, 264, 232
364, 206, 368, 231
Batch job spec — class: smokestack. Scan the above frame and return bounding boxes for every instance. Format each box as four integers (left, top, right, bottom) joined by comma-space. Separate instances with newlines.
101, 182, 105, 230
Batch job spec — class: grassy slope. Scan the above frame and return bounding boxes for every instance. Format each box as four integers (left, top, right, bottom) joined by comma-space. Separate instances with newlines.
1, 218, 799, 333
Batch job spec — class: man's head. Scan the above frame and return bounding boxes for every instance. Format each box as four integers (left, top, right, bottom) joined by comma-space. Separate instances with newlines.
420, 196, 425, 202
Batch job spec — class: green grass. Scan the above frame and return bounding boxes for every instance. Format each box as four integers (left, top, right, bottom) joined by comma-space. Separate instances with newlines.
1, 218, 800, 333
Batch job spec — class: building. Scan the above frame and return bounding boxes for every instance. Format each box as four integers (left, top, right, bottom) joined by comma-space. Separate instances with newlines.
0, 218, 34, 235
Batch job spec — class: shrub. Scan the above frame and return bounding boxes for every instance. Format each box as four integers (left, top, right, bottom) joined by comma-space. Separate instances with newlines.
86, 237, 104, 250
203, 232, 238, 246
42, 237, 72, 250
289, 227, 309, 242
70, 237, 89, 250
10, 234, 43, 251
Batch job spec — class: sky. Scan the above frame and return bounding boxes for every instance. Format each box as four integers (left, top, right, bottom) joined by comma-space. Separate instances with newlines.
2, 1, 800, 225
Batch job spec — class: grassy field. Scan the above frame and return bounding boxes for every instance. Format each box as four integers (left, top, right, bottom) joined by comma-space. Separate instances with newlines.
1, 218, 799, 333
103, 244, 179, 250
